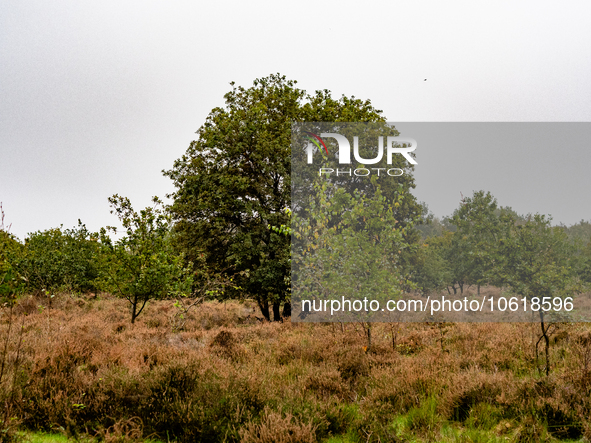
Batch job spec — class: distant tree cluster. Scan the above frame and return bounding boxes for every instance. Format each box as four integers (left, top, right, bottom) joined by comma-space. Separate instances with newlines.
412, 191, 591, 298
0, 198, 193, 323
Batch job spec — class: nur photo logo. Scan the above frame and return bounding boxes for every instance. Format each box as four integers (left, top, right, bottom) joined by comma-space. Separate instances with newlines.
305, 132, 417, 166
296, 123, 417, 178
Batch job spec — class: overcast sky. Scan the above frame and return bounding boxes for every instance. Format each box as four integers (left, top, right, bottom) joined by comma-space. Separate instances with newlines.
1, 1, 591, 240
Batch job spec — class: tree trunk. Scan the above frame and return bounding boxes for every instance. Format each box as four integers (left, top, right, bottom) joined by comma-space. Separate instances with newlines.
131, 294, 138, 324
258, 299, 270, 321
539, 310, 551, 376
390, 323, 397, 351
282, 301, 291, 318
272, 302, 281, 322
477, 284, 481, 296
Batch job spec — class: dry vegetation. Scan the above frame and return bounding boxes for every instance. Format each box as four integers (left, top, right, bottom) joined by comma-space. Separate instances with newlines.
2, 290, 591, 442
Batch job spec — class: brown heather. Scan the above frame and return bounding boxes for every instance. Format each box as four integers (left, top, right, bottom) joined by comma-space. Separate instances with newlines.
1, 289, 591, 442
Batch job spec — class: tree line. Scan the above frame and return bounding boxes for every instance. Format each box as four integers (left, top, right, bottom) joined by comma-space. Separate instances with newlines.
412, 190, 591, 300
2, 74, 591, 338
2, 74, 415, 324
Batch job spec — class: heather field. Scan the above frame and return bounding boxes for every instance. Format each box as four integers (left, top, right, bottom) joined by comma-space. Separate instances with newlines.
2, 289, 591, 443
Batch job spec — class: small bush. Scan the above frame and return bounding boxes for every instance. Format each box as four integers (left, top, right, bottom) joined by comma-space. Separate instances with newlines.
404, 396, 442, 439
101, 417, 144, 443
239, 408, 317, 443
512, 415, 550, 443
464, 403, 503, 431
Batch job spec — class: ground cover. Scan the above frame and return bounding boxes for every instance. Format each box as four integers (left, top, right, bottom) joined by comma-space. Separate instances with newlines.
1, 288, 591, 442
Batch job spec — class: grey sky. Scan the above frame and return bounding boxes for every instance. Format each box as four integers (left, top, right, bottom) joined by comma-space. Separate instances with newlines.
1, 1, 591, 239
397, 123, 591, 224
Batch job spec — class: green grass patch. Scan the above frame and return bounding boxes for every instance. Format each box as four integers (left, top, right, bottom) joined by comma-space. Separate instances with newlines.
17, 432, 94, 443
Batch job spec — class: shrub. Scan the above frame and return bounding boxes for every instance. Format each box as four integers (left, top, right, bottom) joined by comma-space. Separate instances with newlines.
19, 222, 100, 294
239, 407, 317, 443
98, 195, 192, 323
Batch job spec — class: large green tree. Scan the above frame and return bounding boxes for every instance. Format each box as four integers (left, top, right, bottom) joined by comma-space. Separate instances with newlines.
449, 191, 502, 294
412, 231, 454, 295
165, 74, 420, 321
